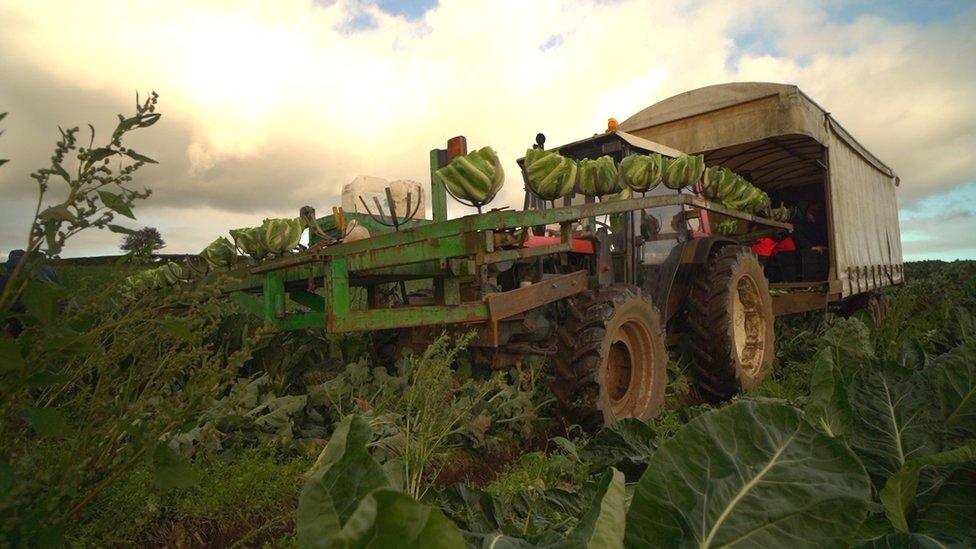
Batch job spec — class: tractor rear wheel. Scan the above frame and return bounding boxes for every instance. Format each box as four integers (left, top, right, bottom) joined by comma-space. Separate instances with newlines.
840, 291, 889, 326
551, 285, 667, 430
687, 246, 775, 402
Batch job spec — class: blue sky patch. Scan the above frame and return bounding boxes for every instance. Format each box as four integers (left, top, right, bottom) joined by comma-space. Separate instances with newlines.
374, 0, 437, 19
825, 0, 968, 25
344, 9, 377, 31
899, 182, 976, 222
899, 182, 976, 260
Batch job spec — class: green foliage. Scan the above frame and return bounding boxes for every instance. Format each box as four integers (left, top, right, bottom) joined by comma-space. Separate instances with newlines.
0, 92, 160, 315
169, 372, 327, 458
309, 334, 550, 499
68, 448, 308, 545
559, 468, 626, 549
4, 211, 975, 549
0, 270, 256, 544
928, 340, 976, 440
625, 400, 872, 548
382, 332, 499, 499
804, 347, 854, 437
879, 445, 976, 533
577, 418, 656, 480
298, 416, 391, 545
297, 415, 464, 548
470, 468, 627, 549
850, 367, 939, 481
486, 450, 586, 504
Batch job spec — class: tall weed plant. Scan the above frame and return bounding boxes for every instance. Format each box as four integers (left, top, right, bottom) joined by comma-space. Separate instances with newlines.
0, 96, 258, 545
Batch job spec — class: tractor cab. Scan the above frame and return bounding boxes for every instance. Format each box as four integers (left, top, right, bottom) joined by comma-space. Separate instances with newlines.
517, 130, 718, 321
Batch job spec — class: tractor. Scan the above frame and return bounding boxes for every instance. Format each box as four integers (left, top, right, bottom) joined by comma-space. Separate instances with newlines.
227, 82, 903, 428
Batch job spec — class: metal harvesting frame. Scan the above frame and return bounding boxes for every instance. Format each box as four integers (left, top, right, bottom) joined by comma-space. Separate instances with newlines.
226, 137, 790, 343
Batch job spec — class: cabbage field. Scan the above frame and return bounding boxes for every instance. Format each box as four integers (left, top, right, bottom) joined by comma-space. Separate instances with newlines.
1, 258, 973, 547
2, 102, 974, 547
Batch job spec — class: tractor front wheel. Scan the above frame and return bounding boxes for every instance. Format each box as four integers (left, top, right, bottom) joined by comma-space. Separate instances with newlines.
686, 246, 775, 402
551, 285, 667, 430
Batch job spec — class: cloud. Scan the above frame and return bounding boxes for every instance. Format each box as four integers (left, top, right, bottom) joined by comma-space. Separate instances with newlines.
0, 0, 974, 258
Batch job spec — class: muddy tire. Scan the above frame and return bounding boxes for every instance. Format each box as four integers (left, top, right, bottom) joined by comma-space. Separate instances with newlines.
551, 285, 667, 430
867, 293, 889, 325
839, 291, 889, 327
687, 246, 775, 402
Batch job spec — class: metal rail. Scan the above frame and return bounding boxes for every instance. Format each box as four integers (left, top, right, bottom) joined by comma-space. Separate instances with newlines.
228, 193, 791, 334
251, 194, 790, 274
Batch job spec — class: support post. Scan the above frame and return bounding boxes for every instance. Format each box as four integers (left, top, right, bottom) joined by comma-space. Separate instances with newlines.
263, 271, 286, 322
430, 149, 447, 223
324, 257, 350, 331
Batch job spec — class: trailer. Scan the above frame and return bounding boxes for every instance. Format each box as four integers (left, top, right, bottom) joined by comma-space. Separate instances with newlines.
225, 82, 901, 428
619, 81, 903, 315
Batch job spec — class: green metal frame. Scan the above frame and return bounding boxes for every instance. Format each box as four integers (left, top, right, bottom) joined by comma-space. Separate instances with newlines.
228, 193, 789, 333
227, 139, 793, 334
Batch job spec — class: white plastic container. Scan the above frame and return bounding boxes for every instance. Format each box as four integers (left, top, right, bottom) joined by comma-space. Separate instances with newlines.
341, 176, 426, 221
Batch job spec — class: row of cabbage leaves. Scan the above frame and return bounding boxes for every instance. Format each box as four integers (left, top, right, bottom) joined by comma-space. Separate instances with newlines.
296, 322, 975, 548
122, 217, 304, 295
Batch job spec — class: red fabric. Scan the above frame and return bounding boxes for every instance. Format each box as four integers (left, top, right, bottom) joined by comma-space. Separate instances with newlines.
774, 236, 797, 253
752, 237, 777, 257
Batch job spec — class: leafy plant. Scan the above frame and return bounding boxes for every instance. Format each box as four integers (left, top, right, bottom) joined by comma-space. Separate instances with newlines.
382, 332, 495, 499
625, 400, 872, 548
928, 340, 976, 440
0, 92, 160, 315
297, 415, 465, 548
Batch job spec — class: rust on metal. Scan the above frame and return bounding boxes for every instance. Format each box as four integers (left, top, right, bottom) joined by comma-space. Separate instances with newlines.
484, 270, 588, 346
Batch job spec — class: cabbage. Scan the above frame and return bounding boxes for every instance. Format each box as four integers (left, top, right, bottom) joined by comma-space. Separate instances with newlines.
524, 148, 577, 201
162, 261, 189, 285
200, 236, 237, 269
620, 153, 664, 193
662, 155, 705, 190
435, 146, 504, 207
230, 227, 266, 260
260, 217, 304, 255
578, 156, 620, 197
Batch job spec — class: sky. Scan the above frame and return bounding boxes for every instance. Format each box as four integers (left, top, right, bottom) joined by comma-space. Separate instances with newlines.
0, 0, 974, 261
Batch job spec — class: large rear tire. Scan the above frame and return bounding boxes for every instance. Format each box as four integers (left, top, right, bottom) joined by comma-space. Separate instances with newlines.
840, 291, 889, 326
687, 246, 775, 402
551, 285, 667, 430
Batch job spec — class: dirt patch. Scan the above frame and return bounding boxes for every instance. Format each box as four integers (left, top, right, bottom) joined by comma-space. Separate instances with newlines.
148, 505, 295, 548
434, 421, 567, 489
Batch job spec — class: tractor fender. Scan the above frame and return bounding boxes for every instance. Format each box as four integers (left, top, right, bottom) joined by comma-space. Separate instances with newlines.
678, 236, 739, 265
656, 237, 738, 324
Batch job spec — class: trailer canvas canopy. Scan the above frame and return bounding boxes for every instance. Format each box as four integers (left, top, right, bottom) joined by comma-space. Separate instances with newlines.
619, 82, 903, 297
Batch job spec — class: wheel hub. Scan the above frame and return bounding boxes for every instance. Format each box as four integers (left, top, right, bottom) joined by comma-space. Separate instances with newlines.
605, 317, 657, 418
732, 274, 766, 376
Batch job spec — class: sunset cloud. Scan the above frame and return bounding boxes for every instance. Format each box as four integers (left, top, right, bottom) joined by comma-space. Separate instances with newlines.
1, 0, 973, 259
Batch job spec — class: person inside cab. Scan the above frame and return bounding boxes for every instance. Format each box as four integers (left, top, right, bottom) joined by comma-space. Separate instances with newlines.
792, 202, 828, 253
752, 201, 828, 281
